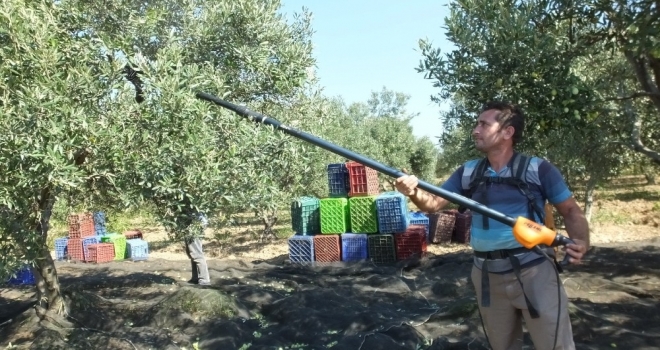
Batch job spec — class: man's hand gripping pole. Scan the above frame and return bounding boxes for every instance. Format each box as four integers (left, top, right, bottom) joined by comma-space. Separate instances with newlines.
195, 92, 575, 262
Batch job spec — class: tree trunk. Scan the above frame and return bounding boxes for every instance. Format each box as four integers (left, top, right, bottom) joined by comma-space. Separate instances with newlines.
33, 188, 67, 316
584, 177, 597, 223
34, 247, 68, 315
644, 172, 656, 185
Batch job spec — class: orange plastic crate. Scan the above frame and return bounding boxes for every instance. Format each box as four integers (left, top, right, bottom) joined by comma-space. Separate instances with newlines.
313, 235, 341, 262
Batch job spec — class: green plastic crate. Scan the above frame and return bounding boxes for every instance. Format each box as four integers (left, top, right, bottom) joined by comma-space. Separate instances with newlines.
291, 196, 321, 235
349, 196, 378, 233
101, 233, 127, 261
320, 197, 350, 234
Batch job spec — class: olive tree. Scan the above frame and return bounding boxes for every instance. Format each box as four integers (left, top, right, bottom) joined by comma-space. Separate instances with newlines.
0, 0, 317, 316
415, 0, 650, 218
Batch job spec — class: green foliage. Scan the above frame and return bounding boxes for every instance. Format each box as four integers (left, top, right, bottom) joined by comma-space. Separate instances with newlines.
417, 0, 659, 191
0, 0, 319, 288
0, 0, 116, 278
70, 0, 319, 239
326, 88, 439, 186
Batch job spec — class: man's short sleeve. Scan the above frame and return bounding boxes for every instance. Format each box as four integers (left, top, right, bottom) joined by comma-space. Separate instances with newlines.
440, 165, 465, 195
538, 160, 572, 204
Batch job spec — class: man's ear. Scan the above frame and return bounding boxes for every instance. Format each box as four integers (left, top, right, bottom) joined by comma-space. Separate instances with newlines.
504, 125, 515, 139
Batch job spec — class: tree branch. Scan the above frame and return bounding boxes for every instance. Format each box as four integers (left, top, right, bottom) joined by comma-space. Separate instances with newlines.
603, 91, 660, 101
623, 97, 660, 165
649, 55, 660, 90
623, 50, 660, 110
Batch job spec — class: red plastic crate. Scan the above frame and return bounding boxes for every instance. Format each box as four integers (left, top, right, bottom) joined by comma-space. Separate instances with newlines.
87, 243, 115, 263
346, 161, 379, 197
67, 213, 95, 238
123, 230, 143, 240
313, 235, 341, 262
395, 225, 427, 260
67, 238, 85, 261
452, 210, 472, 244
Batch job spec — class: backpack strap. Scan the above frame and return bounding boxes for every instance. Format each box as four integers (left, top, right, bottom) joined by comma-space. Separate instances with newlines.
510, 154, 546, 224
462, 153, 546, 229
459, 157, 490, 214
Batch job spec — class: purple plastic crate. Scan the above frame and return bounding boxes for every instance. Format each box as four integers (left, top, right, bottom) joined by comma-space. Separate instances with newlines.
376, 192, 409, 234
341, 233, 368, 261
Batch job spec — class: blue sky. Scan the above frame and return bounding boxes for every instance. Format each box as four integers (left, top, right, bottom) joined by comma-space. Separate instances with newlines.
278, 0, 456, 144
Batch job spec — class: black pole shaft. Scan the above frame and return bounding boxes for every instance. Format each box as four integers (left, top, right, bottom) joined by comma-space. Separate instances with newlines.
196, 92, 516, 227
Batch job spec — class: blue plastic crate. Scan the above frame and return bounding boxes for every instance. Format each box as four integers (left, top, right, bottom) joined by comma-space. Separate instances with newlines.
7, 265, 35, 286
375, 192, 409, 234
291, 196, 321, 235
54, 237, 68, 260
93, 211, 107, 236
126, 238, 149, 261
327, 163, 351, 197
408, 211, 430, 236
288, 235, 314, 265
341, 233, 368, 261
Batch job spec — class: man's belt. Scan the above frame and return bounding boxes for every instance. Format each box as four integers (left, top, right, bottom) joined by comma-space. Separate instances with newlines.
474, 247, 532, 260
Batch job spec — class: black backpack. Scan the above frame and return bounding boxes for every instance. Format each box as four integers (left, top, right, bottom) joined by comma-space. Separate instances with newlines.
460, 153, 546, 230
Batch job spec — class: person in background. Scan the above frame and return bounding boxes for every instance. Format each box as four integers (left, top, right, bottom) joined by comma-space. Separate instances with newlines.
184, 212, 211, 286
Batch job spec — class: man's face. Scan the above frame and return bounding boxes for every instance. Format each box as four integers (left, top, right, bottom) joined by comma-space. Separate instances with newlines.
472, 109, 514, 152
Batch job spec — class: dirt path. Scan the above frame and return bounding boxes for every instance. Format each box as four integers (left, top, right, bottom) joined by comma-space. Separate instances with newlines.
2, 236, 660, 350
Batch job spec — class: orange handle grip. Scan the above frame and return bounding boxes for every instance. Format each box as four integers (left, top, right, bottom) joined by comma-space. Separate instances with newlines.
512, 216, 557, 249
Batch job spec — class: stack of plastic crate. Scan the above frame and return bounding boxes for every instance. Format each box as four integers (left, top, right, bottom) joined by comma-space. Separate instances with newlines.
67, 213, 98, 261
291, 196, 321, 236
101, 233, 127, 261
126, 238, 149, 261
375, 192, 409, 234
395, 224, 427, 260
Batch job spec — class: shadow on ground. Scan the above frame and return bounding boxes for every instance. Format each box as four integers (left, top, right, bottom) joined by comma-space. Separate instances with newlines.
1, 240, 660, 350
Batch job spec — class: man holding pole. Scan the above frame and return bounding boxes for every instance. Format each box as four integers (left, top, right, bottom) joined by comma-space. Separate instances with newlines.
395, 101, 589, 350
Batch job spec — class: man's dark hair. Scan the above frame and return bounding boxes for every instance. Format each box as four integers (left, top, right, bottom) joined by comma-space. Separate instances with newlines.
481, 101, 525, 146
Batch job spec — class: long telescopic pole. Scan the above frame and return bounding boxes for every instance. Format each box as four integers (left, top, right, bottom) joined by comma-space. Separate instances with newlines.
195, 92, 516, 227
